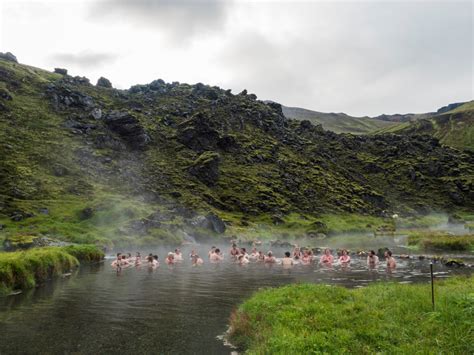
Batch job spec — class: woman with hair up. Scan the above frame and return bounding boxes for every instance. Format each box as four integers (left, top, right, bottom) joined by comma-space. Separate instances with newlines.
319, 248, 334, 266
338, 249, 351, 264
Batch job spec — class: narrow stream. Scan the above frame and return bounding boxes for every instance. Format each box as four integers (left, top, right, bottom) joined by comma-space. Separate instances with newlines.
1, 235, 472, 354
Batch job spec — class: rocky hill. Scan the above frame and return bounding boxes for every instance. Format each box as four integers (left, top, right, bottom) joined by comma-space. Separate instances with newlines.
281, 105, 397, 134
375, 102, 474, 151
0, 55, 473, 246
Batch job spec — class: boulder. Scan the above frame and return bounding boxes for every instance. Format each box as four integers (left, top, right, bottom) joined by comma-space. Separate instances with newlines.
79, 207, 94, 220
188, 151, 220, 186
54, 68, 68, 75
0, 52, 18, 63
206, 213, 226, 233
104, 111, 150, 149
96, 76, 112, 88
90, 108, 102, 120
177, 113, 220, 152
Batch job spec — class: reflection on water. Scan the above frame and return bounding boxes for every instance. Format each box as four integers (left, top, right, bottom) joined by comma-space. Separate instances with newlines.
0, 237, 472, 354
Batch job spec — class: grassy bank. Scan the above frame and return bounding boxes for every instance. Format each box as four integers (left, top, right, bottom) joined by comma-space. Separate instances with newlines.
407, 231, 474, 251
229, 277, 474, 354
0, 245, 104, 295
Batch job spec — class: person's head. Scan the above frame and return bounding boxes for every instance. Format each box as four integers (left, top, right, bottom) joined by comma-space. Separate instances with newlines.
175, 248, 180, 254
267, 251, 273, 257
136, 252, 141, 257
215, 248, 220, 254
324, 248, 331, 255
386, 250, 392, 257
258, 251, 263, 255
369, 250, 376, 257
121, 255, 126, 259
285, 251, 291, 257
149, 253, 153, 257
252, 247, 257, 252
147, 256, 153, 262
342, 249, 348, 256
211, 246, 216, 250
168, 252, 174, 259
153, 255, 158, 260
232, 243, 237, 249
241, 248, 246, 254
303, 250, 308, 256
128, 253, 132, 258
116, 253, 122, 259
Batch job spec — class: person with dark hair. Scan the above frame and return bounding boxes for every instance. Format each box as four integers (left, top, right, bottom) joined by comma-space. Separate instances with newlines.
208, 246, 216, 259
238, 254, 249, 265
210, 248, 224, 262
367, 250, 379, 267
385, 250, 397, 269
230, 244, 240, 258
191, 254, 204, 265
319, 248, 334, 265
282, 251, 293, 266
338, 249, 351, 264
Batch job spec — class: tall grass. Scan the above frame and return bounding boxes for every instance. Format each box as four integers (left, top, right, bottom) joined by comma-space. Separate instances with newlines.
407, 231, 474, 251
0, 245, 104, 295
229, 277, 474, 354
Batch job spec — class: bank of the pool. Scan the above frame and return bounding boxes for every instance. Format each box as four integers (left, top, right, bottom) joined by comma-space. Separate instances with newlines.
0, 245, 105, 295
228, 276, 474, 354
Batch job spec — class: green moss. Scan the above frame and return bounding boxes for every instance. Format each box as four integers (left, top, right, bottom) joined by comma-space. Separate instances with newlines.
229, 276, 474, 354
0, 247, 79, 295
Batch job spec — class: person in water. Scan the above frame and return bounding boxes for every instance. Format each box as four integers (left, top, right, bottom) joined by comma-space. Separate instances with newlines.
265, 251, 276, 263
367, 250, 379, 267
319, 248, 334, 265
147, 255, 159, 268
238, 254, 249, 265
166, 252, 175, 265
189, 249, 197, 259
385, 250, 397, 269
282, 251, 294, 266
111, 253, 122, 268
191, 254, 204, 265
301, 250, 311, 265
257, 251, 265, 262
135, 252, 142, 266
230, 244, 240, 258
293, 246, 302, 260
210, 248, 224, 262
338, 249, 351, 264
249, 248, 258, 260
174, 249, 183, 261
208, 246, 216, 259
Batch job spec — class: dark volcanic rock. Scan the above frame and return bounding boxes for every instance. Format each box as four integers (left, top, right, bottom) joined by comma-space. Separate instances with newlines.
104, 111, 150, 149
0, 52, 18, 63
79, 207, 94, 220
96, 77, 113, 88
177, 113, 220, 152
188, 152, 220, 186
206, 213, 226, 233
54, 68, 68, 75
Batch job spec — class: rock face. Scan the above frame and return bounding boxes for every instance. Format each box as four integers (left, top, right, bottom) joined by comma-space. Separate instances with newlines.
188, 152, 220, 186
96, 77, 112, 88
189, 213, 226, 234
54, 68, 68, 75
0, 52, 18, 63
177, 113, 221, 152
104, 111, 150, 149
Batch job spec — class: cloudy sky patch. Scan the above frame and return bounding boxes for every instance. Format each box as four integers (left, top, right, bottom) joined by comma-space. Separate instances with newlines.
0, 0, 471, 116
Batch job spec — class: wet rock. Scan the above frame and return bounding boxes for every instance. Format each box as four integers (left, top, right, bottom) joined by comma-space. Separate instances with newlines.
206, 213, 226, 233
188, 152, 220, 186
104, 111, 150, 149
10, 211, 34, 222
96, 77, 112, 88
444, 259, 465, 268
79, 207, 94, 220
52, 164, 69, 177
54, 68, 68, 75
0, 88, 13, 100
38, 207, 49, 215
0, 224, 5, 230
177, 113, 221, 152
0, 52, 18, 63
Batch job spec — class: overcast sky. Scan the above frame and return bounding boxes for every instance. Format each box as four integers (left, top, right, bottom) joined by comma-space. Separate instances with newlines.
0, 0, 472, 116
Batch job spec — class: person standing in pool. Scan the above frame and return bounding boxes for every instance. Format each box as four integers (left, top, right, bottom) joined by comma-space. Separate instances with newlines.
385, 250, 397, 269
367, 250, 379, 267
265, 251, 276, 263
166, 252, 175, 265
230, 244, 240, 258
208, 246, 216, 259
210, 248, 224, 262
282, 252, 294, 267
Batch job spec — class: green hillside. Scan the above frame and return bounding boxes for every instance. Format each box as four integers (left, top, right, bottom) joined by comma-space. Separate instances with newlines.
375, 101, 474, 151
0, 57, 473, 247
282, 105, 397, 134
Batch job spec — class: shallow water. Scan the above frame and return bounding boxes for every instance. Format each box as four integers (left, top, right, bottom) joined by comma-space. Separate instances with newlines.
0, 235, 472, 354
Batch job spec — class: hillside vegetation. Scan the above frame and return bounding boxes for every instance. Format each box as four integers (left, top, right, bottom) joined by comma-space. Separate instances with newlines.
0, 56, 473, 247
375, 101, 474, 151
282, 105, 397, 134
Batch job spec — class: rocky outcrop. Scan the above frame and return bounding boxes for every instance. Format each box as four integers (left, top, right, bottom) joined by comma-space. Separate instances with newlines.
96, 77, 112, 88
0, 52, 18, 63
188, 151, 220, 186
103, 111, 150, 149
54, 68, 68, 75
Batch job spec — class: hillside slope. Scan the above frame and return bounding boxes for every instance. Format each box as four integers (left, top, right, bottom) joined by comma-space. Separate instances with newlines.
375, 101, 474, 151
0, 57, 473, 246
282, 105, 397, 134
